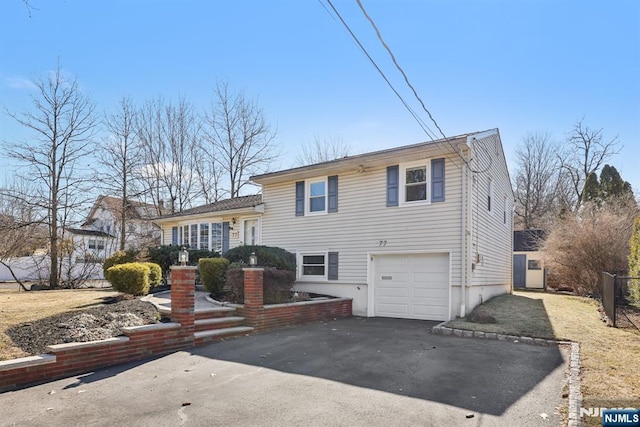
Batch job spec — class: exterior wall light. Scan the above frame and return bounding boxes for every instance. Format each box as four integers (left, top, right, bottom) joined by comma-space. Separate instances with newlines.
179, 247, 189, 266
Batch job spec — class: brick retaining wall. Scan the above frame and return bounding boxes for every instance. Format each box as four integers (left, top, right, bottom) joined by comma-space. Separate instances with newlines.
0, 266, 352, 391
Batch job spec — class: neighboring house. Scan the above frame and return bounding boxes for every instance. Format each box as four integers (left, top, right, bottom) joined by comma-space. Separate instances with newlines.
513, 229, 546, 289
153, 195, 264, 252
82, 195, 166, 255
251, 129, 514, 320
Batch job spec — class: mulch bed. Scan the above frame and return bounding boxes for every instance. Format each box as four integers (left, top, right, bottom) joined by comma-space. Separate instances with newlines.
6, 299, 160, 356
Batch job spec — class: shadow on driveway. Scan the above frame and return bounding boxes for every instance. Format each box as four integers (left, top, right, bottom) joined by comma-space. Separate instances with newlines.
192, 316, 566, 416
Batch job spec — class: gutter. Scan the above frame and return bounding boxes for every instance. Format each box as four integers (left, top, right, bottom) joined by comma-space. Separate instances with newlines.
459, 144, 469, 318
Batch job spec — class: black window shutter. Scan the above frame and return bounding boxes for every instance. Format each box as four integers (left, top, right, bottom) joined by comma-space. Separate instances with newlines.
431, 158, 445, 202
386, 166, 399, 207
295, 181, 305, 216
328, 252, 339, 280
222, 222, 230, 253
328, 175, 338, 213
171, 227, 178, 245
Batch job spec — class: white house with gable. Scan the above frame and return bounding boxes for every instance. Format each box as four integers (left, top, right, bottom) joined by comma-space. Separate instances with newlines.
251, 129, 514, 320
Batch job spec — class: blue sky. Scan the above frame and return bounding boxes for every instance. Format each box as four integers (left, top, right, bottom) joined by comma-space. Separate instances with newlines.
1, 0, 639, 192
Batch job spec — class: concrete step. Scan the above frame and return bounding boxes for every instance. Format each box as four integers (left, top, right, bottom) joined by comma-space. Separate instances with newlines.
194, 306, 236, 320
194, 316, 245, 332
193, 326, 254, 346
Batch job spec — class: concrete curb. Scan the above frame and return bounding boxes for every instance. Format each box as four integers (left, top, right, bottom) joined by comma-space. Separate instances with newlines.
432, 323, 583, 427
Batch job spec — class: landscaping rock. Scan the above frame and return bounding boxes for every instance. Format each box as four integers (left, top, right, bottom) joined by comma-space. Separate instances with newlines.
6, 299, 159, 356
466, 308, 497, 324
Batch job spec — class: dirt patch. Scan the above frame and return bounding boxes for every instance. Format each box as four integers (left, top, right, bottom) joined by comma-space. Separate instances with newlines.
6, 299, 159, 356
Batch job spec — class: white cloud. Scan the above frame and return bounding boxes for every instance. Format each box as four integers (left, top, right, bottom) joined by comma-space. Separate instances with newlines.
4, 76, 36, 90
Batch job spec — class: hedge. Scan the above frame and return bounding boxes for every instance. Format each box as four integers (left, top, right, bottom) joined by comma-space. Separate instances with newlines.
141, 262, 162, 288
199, 258, 229, 296
225, 266, 296, 304
106, 262, 151, 296
629, 216, 640, 309
224, 245, 295, 272
103, 249, 139, 280
147, 246, 219, 284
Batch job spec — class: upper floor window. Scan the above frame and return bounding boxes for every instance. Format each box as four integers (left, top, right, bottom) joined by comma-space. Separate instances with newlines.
404, 166, 427, 202
388, 158, 445, 207
308, 179, 326, 213
296, 176, 338, 216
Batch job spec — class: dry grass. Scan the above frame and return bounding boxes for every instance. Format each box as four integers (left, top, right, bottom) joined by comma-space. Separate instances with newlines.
445, 291, 640, 425
0, 288, 119, 361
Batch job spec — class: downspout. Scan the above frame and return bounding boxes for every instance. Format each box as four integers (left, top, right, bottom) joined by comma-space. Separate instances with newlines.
459, 144, 468, 318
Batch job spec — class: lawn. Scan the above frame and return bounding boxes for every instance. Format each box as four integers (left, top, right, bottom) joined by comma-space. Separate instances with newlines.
0, 288, 119, 361
445, 291, 640, 426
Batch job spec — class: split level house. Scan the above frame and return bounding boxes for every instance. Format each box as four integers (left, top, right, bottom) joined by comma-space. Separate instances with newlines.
155, 129, 514, 321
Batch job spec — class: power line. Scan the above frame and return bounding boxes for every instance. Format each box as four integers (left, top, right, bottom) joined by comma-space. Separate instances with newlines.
319, 0, 446, 148
320, 0, 468, 170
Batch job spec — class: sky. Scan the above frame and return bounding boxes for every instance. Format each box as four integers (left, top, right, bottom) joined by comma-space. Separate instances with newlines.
0, 0, 639, 193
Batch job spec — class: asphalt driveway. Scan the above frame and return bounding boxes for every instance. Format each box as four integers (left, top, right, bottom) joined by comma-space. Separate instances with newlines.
0, 317, 568, 426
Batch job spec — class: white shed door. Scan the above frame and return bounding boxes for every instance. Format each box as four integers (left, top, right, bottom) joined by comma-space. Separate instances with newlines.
374, 253, 449, 321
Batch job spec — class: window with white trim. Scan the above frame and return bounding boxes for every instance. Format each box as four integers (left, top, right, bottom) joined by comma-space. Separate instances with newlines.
199, 223, 209, 250
211, 223, 222, 253
399, 161, 430, 205
307, 179, 327, 214
300, 253, 326, 279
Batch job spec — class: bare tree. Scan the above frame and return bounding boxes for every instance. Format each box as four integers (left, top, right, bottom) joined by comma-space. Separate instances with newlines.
296, 135, 351, 166
98, 97, 142, 250
560, 119, 621, 211
204, 81, 278, 198
0, 179, 48, 289
2, 64, 97, 288
137, 97, 200, 213
194, 147, 225, 204
513, 132, 564, 229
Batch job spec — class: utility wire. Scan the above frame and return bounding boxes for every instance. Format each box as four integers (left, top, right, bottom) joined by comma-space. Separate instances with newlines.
354, 0, 477, 171
320, 0, 447, 149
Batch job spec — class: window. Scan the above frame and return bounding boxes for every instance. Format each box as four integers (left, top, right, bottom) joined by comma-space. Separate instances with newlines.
528, 260, 541, 270
88, 239, 105, 250
182, 225, 189, 246
211, 223, 222, 253
190, 224, 198, 248
308, 179, 326, 213
389, 159, 445, 206
200, 223, 209, 251
296, 176, 338, 216
487, 178, 493, 212
299, 252, 338, 280
503, 196, 508, 225
405, 166, 427, 202
88, 239, 96, 249
97, 240, 105, 250
302, 254, 325, 277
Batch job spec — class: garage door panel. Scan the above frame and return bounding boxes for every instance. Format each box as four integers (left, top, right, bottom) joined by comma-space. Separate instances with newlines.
374, 253, 449, 321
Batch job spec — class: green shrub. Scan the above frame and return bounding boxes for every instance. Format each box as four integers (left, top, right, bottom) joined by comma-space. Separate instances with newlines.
147, 246, 219, 284
225, 266, 296, 304
199, 258, 230, 296
628, 216, 640, 309
106, 262, 151, 296
224, 245, 295, 272
103, 249, 139, 280
141, 262, 162, 288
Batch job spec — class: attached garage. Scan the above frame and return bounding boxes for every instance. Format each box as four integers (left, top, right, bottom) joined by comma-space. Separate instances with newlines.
370, 252, 450, 321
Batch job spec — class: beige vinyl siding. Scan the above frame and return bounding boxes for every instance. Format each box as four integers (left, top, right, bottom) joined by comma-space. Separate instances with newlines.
261, 153, 465, 315
468, 133, 513, 293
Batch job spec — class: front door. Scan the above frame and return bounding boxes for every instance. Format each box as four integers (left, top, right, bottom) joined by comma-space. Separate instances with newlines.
513, 254, 526, 288
242, 218, 259, 246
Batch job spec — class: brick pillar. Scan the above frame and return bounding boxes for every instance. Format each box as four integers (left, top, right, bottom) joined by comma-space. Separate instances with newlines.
243, 268, 264, 328
170, 266, 196, 347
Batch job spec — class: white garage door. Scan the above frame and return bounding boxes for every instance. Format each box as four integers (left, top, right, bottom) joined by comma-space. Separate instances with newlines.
374, 253, 449, 321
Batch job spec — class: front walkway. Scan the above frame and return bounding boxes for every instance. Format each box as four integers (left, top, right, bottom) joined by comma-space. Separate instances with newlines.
142, 290, 224, 314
